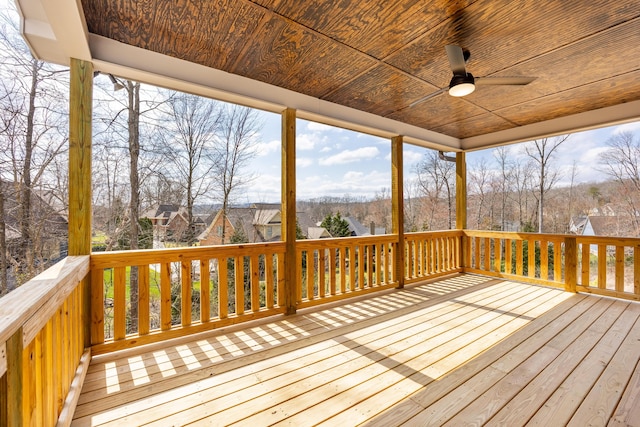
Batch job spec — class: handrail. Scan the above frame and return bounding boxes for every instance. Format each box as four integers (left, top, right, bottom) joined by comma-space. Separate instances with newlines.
404, 230, 464, 283
0, 255, 90, 426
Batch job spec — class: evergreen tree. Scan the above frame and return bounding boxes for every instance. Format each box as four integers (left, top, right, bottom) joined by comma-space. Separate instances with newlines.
321, 212, 350, 237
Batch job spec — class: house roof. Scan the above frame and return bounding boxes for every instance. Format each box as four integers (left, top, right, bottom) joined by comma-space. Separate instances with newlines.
16, 1, 640, 152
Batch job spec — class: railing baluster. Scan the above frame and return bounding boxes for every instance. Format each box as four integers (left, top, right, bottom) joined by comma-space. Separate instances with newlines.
615, 246, 624, 292
235, 256, 244, 316
581, 243, 590, 286
554, 241, 562, 281
181, 261, 192, 326
528, 239, 536, 278
200, 259, 211, 322
251, 254, 260, 312
357, 245, 364, 289
113, 266, 126, 340
330, 248, 337, 295
635, 244, 640, 297
138, 265, 150, 335
218, 257, 228, 319
540, 240, 548, 280
266, 252, 275, 308
91, 267, 104, 344
516, 240, 524, 276
505, 238, 512, 274
160, 262, 172, 330
318, 250, 325, 298
598, 245, 607, 289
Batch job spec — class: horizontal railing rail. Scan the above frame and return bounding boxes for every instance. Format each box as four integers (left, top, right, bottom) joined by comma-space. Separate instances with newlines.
90, 242, 286, 354
296, 235, 399, 308
0, 256, 90, 426
405, 230, 464, 283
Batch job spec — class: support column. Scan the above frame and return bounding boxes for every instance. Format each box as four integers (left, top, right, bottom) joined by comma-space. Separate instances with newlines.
281, 108, 297, 314
391, 136, 404, 288
68, 58, 93, 347
456, 152, 467, 269
456, 152, 467, 230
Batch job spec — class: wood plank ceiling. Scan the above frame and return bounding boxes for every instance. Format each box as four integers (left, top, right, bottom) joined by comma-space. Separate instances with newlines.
78, 0, 640, 141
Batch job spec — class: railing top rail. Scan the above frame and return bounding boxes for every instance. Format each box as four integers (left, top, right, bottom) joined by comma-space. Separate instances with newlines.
296, 234, 397, 249
574, 235, 640, 245
462, 229, 640, 245
0, 255, 90, 346
463, 230, 571, 241
90, 241, 287, 268
404, 230, 464, 238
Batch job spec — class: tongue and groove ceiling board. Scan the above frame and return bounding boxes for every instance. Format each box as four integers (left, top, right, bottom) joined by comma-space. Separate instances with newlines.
19, 0, 640, 150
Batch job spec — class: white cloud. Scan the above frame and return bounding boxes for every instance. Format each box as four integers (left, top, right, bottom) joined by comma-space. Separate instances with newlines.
252, 139, 280, 157
297, 157, 314, 168
297, 133, 317, 150
403, 150, 424, 166
297, 169, 390, 200
318, 146, 380, 166
613, 120, 640, 135
320, 146, 332, 153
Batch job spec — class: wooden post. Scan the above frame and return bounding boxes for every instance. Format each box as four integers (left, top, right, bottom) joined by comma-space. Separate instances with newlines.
1, 328, 23, 426
391, 136, 405, 288
282, 108, 297, 314
456, 152, 467, 269
564, 236, 577, 293
68, 58, 93, 348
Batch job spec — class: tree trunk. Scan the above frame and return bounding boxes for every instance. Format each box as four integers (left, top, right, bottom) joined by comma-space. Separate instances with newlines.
128, 81, 140, 333
0, 187, 8, 295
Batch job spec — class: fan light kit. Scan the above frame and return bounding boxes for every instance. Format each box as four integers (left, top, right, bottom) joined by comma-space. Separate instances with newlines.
410, 45, 536, 107
449, 73, 475, 97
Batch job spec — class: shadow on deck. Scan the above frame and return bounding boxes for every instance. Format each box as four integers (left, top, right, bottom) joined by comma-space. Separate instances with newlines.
71, 274, 640, 426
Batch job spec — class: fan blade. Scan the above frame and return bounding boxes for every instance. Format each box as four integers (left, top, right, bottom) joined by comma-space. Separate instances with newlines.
409, 87, 447, 107
445, 45, 467, 75
476, 76, 536, 85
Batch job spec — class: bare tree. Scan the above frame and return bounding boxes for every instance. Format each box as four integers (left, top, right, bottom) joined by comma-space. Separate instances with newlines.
214, 105, 260, 244
414, 151, 456, 230
161, 93, 222, 245
0, 6, 69, 288
600, 131, 640, 234
468, 157, 493, 229
524, 135, 569, 232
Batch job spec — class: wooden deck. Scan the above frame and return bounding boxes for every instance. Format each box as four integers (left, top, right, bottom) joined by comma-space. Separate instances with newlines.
71, 274, 640, 426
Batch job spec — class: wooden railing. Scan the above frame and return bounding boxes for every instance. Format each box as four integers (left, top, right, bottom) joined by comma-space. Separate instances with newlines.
462, 230, 640, 301
89, 242, 286, 354
0, 256, 90, 426
296, 235, 398, 308
574, 235, 640, 300
405, 230, 463, 283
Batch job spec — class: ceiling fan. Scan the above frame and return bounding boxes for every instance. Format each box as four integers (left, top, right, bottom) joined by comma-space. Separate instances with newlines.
410, 45, 536, 107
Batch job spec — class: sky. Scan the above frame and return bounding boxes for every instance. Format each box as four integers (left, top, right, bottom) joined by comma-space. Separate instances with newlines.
242, 112, 640, 204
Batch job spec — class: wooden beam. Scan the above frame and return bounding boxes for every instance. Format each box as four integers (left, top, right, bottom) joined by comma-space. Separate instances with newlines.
68, 58, 93, 256
68, 59, 93, 348
282, 109, 297, 314
391, 136, 405, 288
456, 152, 467, 269
456, 152, 467, 230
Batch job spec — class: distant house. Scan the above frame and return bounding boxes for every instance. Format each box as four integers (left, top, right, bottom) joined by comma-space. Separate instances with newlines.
570, 215, 639, 238
198, 204, 330, 245
141, 204, 208, 243
344, 216, 386, 236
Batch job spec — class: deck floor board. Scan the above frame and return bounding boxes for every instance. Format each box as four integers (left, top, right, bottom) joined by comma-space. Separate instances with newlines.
71, 274, 640, 426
